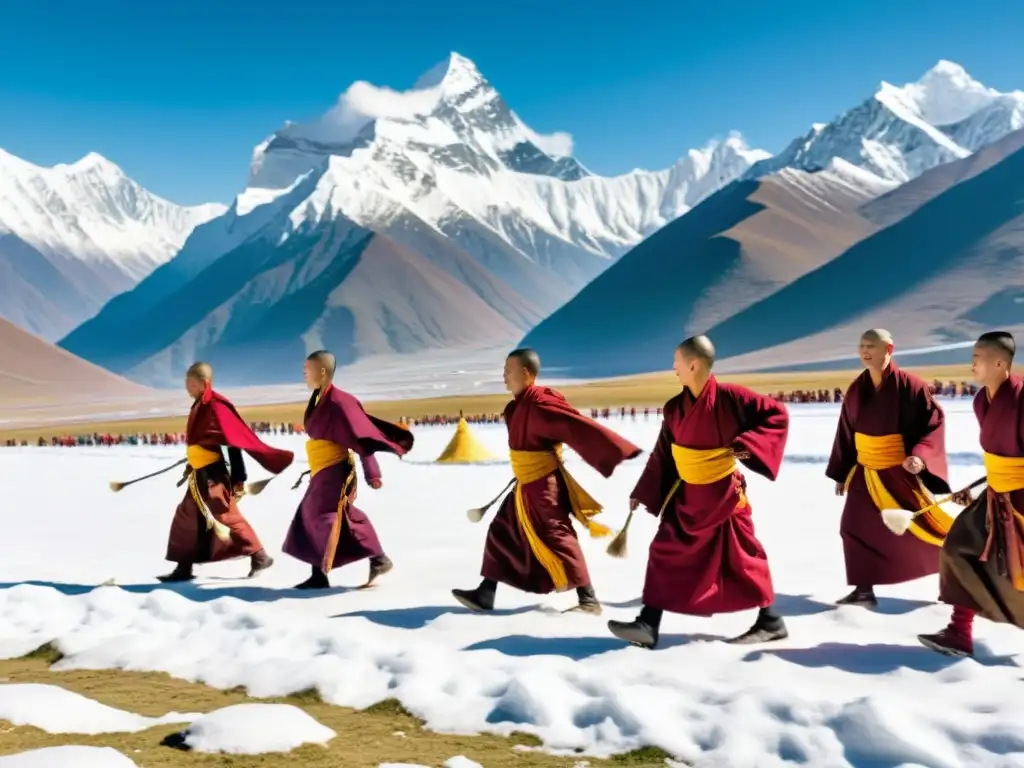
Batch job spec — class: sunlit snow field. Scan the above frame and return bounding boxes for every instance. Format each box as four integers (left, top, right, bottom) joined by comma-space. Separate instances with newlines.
2, 399, 1023, 768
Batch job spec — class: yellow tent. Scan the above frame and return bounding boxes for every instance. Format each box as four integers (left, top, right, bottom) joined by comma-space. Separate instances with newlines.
435, 417, 498, 463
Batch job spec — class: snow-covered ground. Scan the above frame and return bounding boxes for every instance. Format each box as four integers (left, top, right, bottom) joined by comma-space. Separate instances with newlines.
2, 400, 1023, 768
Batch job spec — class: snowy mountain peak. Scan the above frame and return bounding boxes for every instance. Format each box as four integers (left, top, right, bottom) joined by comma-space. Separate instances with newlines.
413, 51, 487, 95
889, 59, 1001, 127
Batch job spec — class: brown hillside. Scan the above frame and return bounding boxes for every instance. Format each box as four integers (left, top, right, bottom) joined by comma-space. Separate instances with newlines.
0, 315, 151, 402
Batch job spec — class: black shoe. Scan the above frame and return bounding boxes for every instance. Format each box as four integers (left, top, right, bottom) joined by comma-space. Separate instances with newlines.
294, 567, 330, 590
727, 616, 789, 645
157, 565, 194, 583
365, 555, 393, 586
836, 587, 877, 608
248, 550, 274, 578
608, 618, 658, 649
452, 586, 495, 611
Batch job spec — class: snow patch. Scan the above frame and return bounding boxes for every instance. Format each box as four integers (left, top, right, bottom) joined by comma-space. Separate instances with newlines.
180, 703, 336, 754
0, 683, 197, 733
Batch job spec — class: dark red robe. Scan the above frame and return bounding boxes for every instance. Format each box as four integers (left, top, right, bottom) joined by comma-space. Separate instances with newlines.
940, 374, 1024, 627
282, 384, 413, 572
632, 377, 788, 615
166, 384, 294, 564
826, 363, 951, 586
481, 385, 641, 593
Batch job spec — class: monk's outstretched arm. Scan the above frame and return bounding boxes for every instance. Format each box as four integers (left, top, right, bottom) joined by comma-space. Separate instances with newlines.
825, 389, 856, 485
631, 421, 675, 514
360, 454, 382, 483
532, 402, 641, 477
733, 391, 790, 481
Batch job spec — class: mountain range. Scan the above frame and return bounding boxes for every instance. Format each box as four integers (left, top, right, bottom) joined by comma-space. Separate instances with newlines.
0, 150, 225, 341
2, 54, 1022, 387
523, 60, 1024, 376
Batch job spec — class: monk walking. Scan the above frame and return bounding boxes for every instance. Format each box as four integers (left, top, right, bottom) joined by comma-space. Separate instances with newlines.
283, 350, 414, 590
826, 329, 951, 607
919, 331, 1024, 657
452, 348, 641, 614
608, 336, 790, 648
161, 363, 294, 583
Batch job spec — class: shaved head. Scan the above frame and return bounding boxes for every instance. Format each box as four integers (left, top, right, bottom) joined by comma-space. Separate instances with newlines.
976, 331, 1015, 363
306, 350, 337, 378
507, 348, 541, 376
861, 328, 894, 345
677, 335, 715, 370
186, 361, 213, 382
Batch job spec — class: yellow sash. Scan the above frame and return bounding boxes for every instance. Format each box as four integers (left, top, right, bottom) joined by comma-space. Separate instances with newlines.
306, 439, 352, 479
983, 452, 1024, 494
982, 452, 1024, 591
304, 438, 357, 574
184, 444, 228, 538
186, 444, 222, 470
657, 445, 744, 515
845, 432, 951, 546
507, 445, 610, 592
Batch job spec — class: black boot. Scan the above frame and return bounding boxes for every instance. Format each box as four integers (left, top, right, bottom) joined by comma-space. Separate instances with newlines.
157, 563, 194, 583
836, 586, 877, 608
452, 578, 497, 611
727, 606, 789, 644
295, 565, 330, 590
364, 555, 393, 587
248, 549, 274, 578
608, 605, 662, 648
565, 585, 602, 614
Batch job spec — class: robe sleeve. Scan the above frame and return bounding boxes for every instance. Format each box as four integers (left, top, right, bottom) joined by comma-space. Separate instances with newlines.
208, 395, 294, 475
825, 385, 857, 485
731, 388, 789, 481
631, 419, 676, 515
360, 454, 382, 482
227, 447, 247, 486
906, 384, 951, 494
530, 398, 642, 478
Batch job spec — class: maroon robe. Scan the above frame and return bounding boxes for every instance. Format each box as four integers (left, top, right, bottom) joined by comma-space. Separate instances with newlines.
167, 384, 294, 564
481, 385, 642, 593
633, 377, 788, 615
826, 363, 951, 586
282, 384, 413, 573
940, 374, 1024, 627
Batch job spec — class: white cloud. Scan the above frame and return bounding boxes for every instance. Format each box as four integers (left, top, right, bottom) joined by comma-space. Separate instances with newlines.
521, 124, 574, 158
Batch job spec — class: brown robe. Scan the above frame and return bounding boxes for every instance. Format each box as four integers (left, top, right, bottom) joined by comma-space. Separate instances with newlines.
826, 363, 950, 586
940, 374, 1024, 627
166, 384, 293, 564
480, 385, 641, 593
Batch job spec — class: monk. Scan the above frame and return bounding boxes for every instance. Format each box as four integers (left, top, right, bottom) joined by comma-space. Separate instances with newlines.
826, 329, 951, 607
452, 348, 641, 614
919, 331, 1024, 657
608, 336, 789, 648
161, 362, 294, 582
283, 350, 414, 589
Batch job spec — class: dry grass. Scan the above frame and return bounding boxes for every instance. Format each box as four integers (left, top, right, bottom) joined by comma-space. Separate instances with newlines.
0, 365, 972, 441
0, 651, 675, 766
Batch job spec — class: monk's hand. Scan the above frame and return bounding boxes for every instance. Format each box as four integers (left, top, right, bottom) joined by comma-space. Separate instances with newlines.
369, 478, 383, 490
629, 497, 640, 512
835, 481, 845, 497
902, 456, 925, 475
950, 488, 973, 506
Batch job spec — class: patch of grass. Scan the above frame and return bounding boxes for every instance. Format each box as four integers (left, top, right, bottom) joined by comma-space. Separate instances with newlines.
610, 745, 677, 764
19, 643, 63, 665
0, 364, 973, 440
510, 730, 544, 747
0, 657, 590, 766
283, 687, 323, 705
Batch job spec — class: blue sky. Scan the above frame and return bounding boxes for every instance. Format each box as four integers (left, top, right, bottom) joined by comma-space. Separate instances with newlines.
1, 0, 1021, 205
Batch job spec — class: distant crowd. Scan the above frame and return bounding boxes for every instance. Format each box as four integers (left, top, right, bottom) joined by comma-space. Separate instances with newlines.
1, 380, 979, 449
